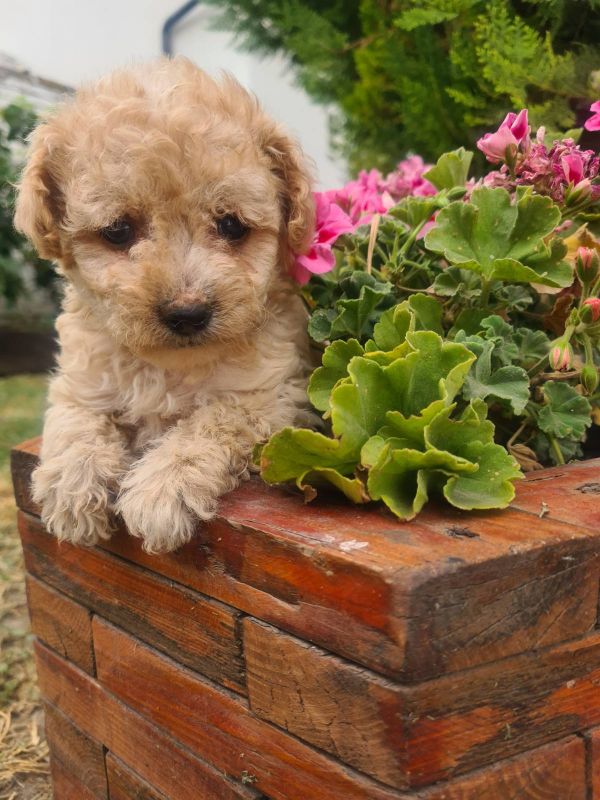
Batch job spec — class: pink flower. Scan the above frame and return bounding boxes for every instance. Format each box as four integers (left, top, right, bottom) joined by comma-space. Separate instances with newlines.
561, 152, 584, 184
583, 298, 600, 323
291, 192, 354, 284
550, 341, 573, 370
382, 156, 436, 199
584, 101, 600, 132
477, 109, 530, 163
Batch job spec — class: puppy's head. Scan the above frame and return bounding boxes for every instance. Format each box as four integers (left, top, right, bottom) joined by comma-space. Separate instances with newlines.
15, 57, 315, 367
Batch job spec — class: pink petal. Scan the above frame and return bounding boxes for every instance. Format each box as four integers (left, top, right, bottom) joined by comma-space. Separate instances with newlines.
295, 244, 336, 276
590, 101, 600, 113
477, 126, 519, 162
510, 109, 529, 143
584, 113, 600, 132
561, 152, 584, 184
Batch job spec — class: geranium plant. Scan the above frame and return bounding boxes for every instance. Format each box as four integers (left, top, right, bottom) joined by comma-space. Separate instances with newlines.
256, 106, 600, 520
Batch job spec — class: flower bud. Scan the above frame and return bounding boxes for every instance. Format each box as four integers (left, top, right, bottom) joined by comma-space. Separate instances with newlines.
581, 297, 600, 324
565, 178, 593, 207
581, 364, 599, 395
549, 340, 573, 370
576, 247, 600, 285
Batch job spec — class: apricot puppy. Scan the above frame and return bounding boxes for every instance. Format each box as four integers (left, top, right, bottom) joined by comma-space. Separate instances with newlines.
15, 57, 315, 553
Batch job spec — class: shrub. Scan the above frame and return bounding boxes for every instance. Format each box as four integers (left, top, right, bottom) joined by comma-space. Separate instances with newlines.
206, 0, 600, 170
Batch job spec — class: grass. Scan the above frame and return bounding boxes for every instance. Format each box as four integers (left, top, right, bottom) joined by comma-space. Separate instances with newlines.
0, 374, 50, 800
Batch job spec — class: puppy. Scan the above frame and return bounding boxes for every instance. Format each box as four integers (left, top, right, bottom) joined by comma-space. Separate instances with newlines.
15, 57, 315, 553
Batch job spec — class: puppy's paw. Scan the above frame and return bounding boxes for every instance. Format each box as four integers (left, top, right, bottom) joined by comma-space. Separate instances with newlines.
32, 460, 113, 546
116, 460, 218, 554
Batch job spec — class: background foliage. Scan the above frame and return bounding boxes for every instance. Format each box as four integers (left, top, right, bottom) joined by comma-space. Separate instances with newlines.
207, 0, 600, 170
0, 102, 56, 311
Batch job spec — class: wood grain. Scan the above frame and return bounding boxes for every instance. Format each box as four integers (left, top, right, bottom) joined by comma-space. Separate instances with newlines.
35, 642, 262, 800
106, 754, 169, 800
13, 439, 600, 682
245, 617, 600, 788
26, 575, 95, 674
50, 757, 102, 800
244, 617, 405, 787
20, 513, 245, 694
10, 436, 40, 516
420, 736, 586, 799
588, 726, 600, 798
405, 631, 600, 786
92, 618, 410, 800
44, 703, 107, 798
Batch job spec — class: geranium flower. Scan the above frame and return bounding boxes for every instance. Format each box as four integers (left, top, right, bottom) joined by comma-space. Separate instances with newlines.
477, 110, 530, 163
325, 169, 389, 226
291, 192, 354, 284
482, 122, 600, 205
584, 101, 600, 132
383, 155, 436, 199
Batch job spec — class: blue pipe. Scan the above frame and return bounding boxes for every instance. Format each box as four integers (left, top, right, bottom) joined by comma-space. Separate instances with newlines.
162, 0, 199, 56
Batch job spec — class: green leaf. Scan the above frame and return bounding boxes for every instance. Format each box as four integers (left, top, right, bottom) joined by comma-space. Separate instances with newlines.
432, 266, 481, 299
462, 339, 530, 414
308, 339, 363, 412
330, 357, 398, 451
308, 308, 336, 342
258, 427, 357, 483
425, 404, 523, 509
538, 382, 592, 440
385, 331, 476, 415
513, 328, 551, 368
407, 293, 443, 335
423, 147, 473, 190
443, 442, 522, 509
424, 187, 572, 287
389, 195, 441, 227
382, 399, 448, 450
331, 285, 389, 340
367, 445, 476, 520
367, 305, 412, 351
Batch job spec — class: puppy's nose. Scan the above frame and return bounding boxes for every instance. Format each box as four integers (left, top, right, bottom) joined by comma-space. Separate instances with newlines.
160, 303, 213, 336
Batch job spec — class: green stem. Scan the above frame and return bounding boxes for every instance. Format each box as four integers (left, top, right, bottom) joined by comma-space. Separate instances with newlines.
548, 434, 565, 466
583, 333, 595, 366
479, 279, 492, 308
398, 218, 428, 259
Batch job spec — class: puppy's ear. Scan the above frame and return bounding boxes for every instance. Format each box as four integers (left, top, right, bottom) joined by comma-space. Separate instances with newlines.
14, 123, 63, 261
262, 124, 315, 256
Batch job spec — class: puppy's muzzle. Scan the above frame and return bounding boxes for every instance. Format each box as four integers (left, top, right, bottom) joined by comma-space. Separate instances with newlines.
160, 303, 213, 337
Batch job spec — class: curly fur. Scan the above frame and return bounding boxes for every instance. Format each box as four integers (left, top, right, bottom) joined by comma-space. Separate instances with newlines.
15, 57, 316, 553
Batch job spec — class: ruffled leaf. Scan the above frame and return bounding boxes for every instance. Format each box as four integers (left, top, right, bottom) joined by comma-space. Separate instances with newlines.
424, 187, 572, 287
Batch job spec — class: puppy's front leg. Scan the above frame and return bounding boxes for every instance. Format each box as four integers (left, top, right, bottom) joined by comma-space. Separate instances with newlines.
33, 403, 129, 545
116, 404, 263, 553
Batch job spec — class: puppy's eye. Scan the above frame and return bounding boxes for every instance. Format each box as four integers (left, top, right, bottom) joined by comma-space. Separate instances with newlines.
100, 219, 135, 247
216, 214, 248, 241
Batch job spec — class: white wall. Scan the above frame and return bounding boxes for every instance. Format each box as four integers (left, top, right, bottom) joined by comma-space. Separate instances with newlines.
0, 0, 347, 187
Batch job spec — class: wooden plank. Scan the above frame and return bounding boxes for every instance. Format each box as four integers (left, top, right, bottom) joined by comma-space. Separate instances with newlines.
244, 617, 404, 787
513, 457, 600, 530
14, 440, 600, 682
92, 618, 410, 800
34, 642, 263, 800
10, 436, 40, 516
19, 513, 245, 694
51, 757, 100, 800
106, 754, 168, 800
588, 727, 600, 798
26, 575, 95, 674
405, 631, 600, 787
420, 736, 586, 799
45, 703, 107, 798
245, 617, 600, 788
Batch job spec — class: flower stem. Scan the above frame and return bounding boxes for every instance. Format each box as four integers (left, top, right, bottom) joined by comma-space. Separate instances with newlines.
548, 434, 565, 465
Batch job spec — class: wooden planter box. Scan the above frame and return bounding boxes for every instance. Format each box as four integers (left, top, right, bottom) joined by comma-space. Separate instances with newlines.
11, 437, 600, 799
